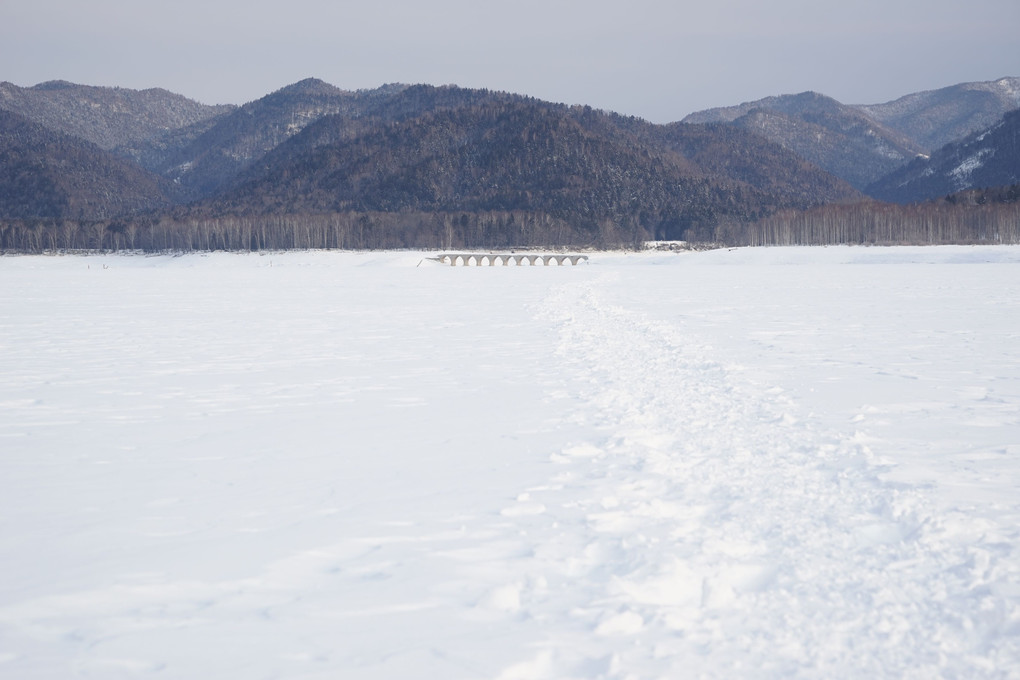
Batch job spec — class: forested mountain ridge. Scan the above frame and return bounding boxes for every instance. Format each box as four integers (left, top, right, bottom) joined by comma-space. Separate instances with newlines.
856, 77, 1020, 152
866, 108, 1020, 203
0, 76, 1017, 251
683, 91, 926, 190
657, 120, 860, 205
682, 78, 1020, 192
142, 80, 417, 199
0, 80, 234, 152
0, 109, 173, 220
192, 91, 861, 241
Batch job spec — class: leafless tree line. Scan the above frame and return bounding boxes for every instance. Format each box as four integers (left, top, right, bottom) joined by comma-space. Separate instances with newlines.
722, 202, 1020, 246
3, 202, 1017, 253
0, 210, 608, 253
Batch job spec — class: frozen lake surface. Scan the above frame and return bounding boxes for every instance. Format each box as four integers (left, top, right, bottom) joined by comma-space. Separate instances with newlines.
1, 246, 1019, 678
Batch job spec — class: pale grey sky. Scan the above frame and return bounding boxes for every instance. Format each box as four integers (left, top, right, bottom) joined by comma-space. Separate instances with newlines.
2, 0, 1017, 122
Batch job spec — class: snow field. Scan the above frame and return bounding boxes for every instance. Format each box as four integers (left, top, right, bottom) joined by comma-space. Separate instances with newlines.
530, 269, 1019, 677
0, 246, 1018, 679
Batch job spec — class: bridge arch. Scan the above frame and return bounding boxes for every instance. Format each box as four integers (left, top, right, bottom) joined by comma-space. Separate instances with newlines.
429, 252, 588, 266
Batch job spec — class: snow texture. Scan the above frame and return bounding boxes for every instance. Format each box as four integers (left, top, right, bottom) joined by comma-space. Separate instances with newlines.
1, 246, 1019, 679
950, 148, 994, 190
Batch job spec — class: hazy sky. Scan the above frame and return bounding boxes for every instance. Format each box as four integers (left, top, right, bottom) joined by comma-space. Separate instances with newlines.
2, 0, 1017, 122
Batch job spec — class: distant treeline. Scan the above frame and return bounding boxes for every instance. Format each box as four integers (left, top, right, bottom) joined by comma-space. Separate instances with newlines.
724, 199, 1020, 247
0, 210, 639, 253
3, 199, 1018, 253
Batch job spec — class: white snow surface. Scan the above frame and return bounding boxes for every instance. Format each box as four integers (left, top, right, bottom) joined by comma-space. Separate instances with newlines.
2, 246, 1019, 679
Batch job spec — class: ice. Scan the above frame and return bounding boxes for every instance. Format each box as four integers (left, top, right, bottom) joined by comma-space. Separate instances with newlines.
1, 246, 1019, 678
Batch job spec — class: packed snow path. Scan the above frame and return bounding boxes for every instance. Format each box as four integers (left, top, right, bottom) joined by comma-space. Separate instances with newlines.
524, 273, 1020, 678
1, 247, 1018, 679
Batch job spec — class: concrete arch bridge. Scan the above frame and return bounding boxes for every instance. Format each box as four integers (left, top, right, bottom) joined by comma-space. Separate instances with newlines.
430, 253, 589, 267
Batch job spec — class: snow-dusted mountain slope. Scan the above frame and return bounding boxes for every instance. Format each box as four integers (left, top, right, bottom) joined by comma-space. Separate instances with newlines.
857, 77, 1020, 152
867, 108, 1020, 203
1, 247, 1018, 678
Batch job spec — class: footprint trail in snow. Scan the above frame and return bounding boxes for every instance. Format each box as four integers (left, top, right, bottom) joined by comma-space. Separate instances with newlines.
474, 274, 1020, 679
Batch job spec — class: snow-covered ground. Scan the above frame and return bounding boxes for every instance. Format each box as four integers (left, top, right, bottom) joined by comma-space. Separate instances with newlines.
1, 246, 1018, 679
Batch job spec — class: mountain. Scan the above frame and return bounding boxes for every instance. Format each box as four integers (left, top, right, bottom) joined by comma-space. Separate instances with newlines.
142, 79, 413, 199
3, 75, 1015, 250
682, 92, 924, 190
865, 109, 1020, 203
193, 88, 860, 241
148, 81, 565, 200
656, 120, 867, 206
855, 77, 1020, 152
0, 108, 173, 220
158, 81, 609, 201
0, 80, 233, 151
